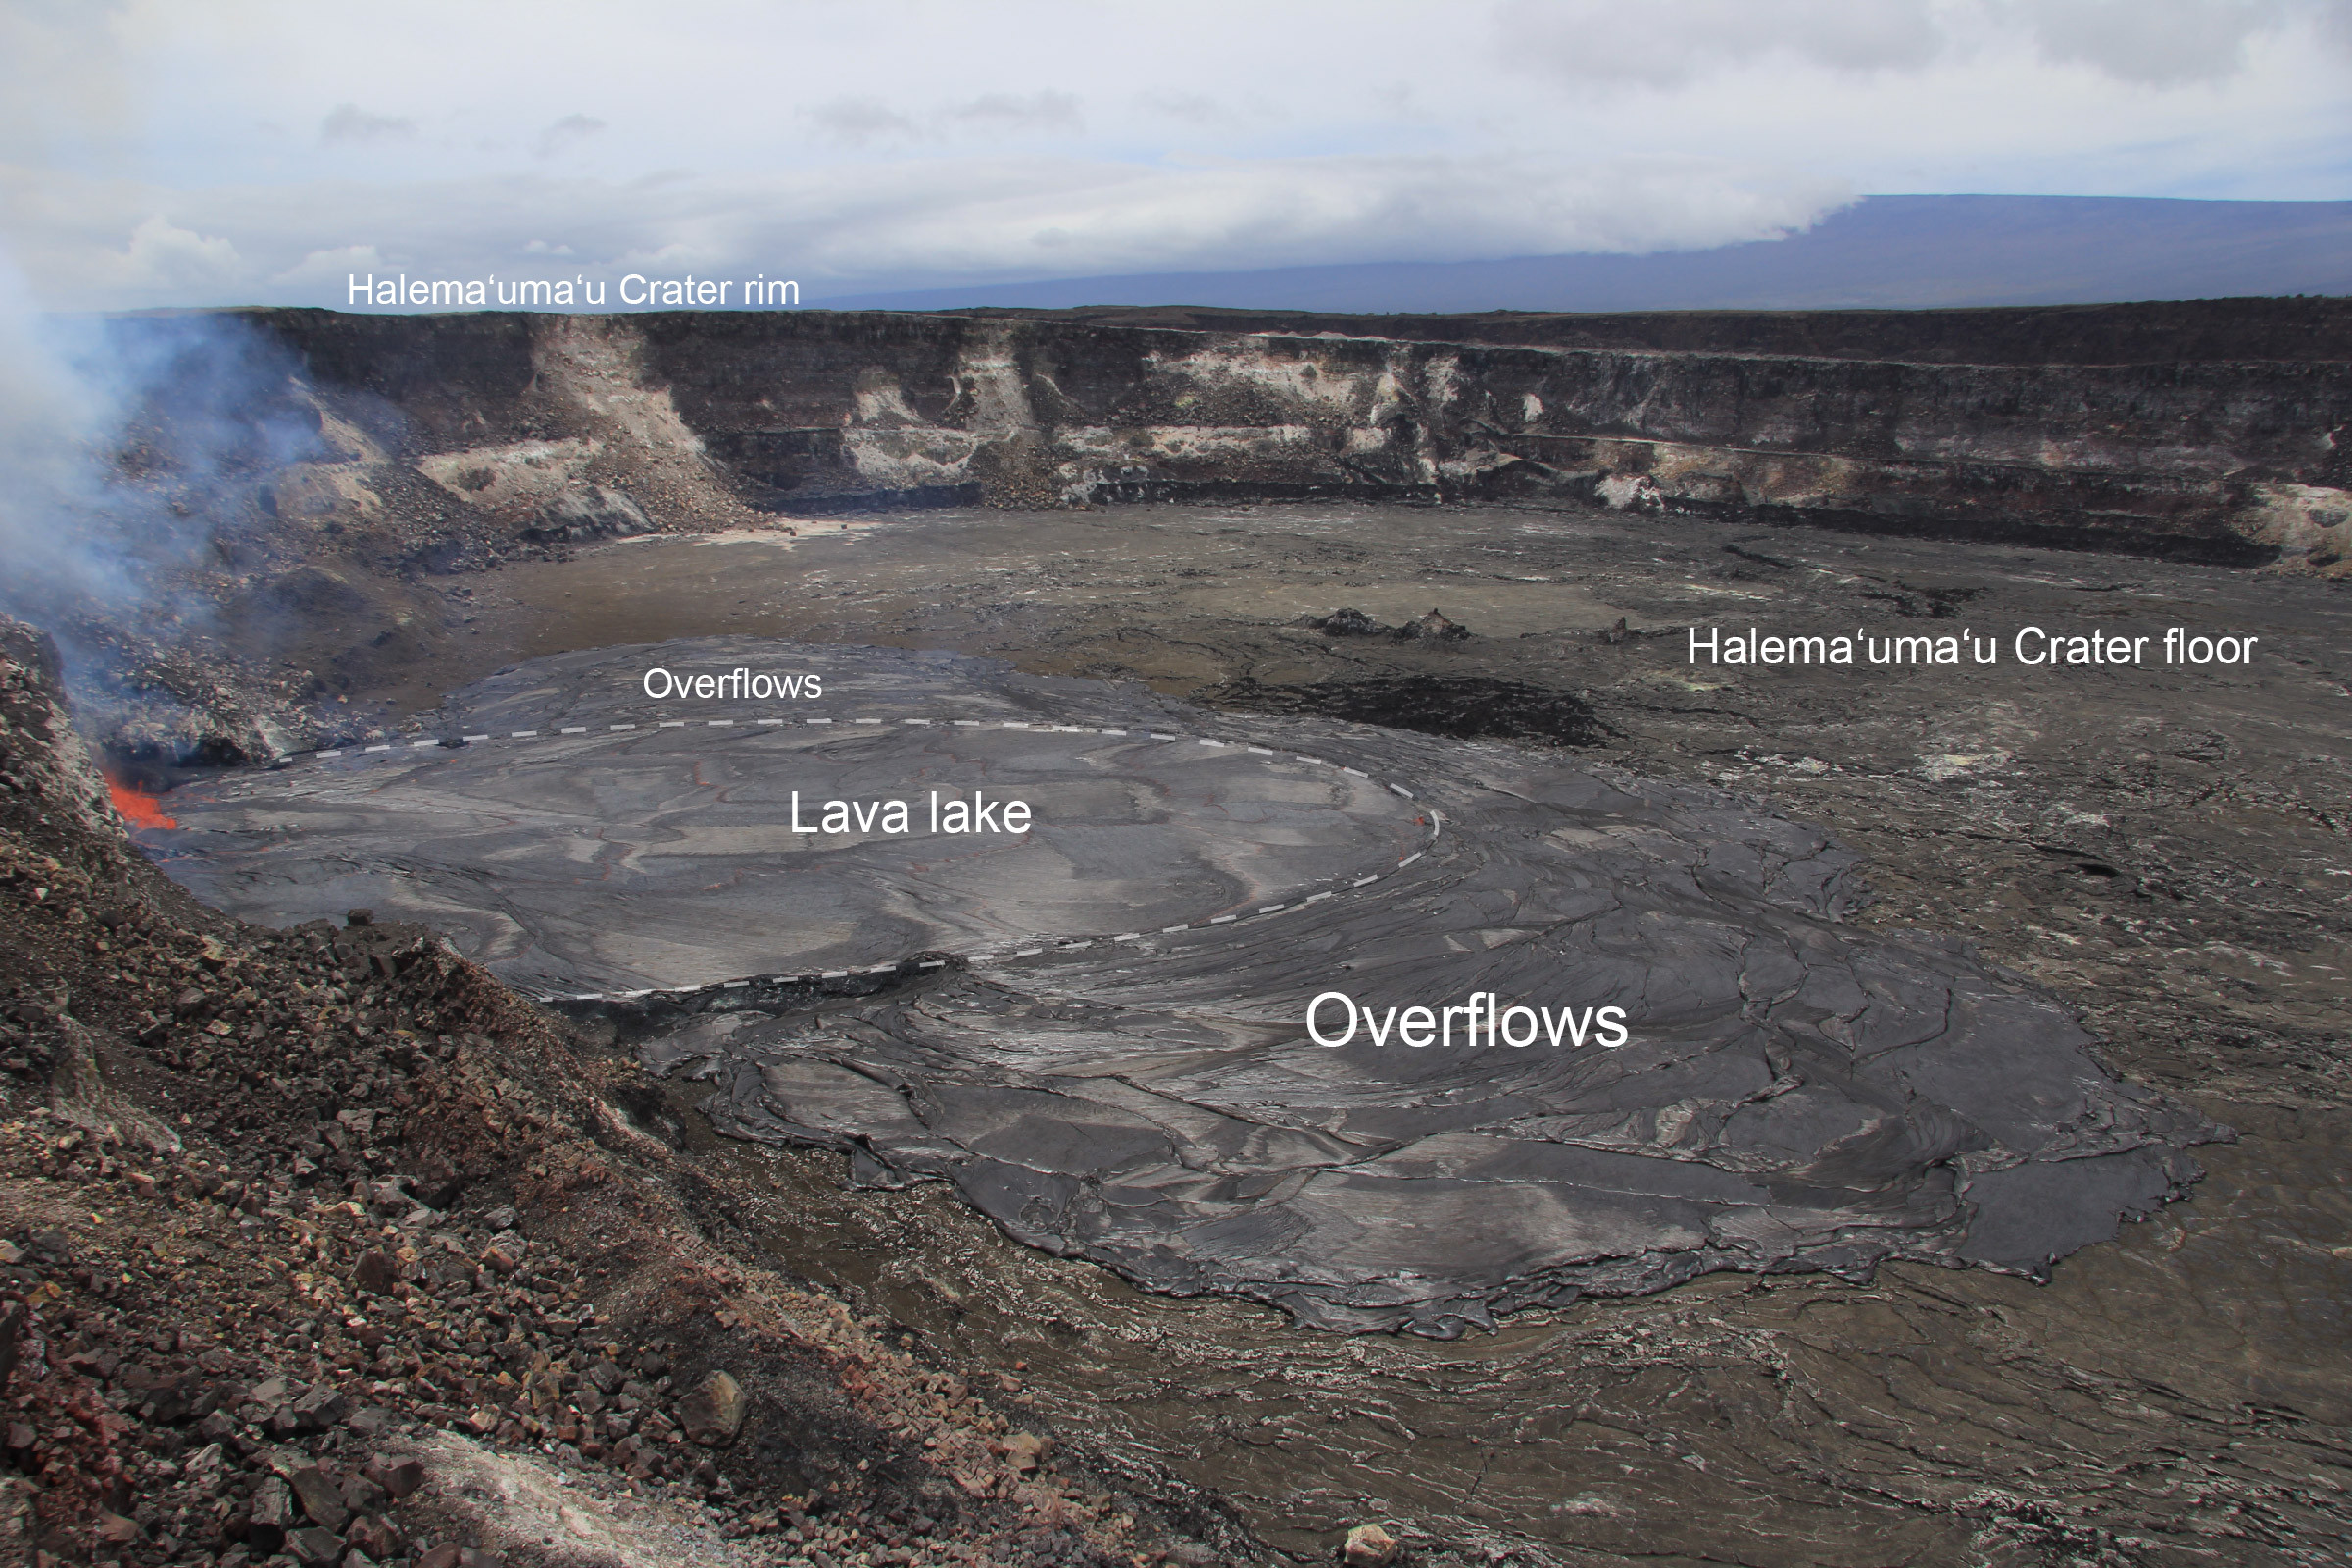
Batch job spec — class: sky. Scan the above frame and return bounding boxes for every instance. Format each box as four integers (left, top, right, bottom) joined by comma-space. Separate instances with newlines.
1, 0, 2346, 310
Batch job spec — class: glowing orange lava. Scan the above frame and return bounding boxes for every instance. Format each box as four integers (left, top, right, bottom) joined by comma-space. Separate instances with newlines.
107, 775, 176, 831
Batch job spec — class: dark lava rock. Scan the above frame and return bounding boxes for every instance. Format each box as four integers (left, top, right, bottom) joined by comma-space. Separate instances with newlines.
286, 1523, 347, 1566
289, 1385, 349, 1431
1396, 607, 1469, 641
406, 1159, 465, 1210
363, 1456, 426, 1499
341, 1472, 390, 1515
1310, 607, 1391, 637
250, 1475, 295, 1548
678, 1370, 748, 1446
1213, 674, 1604, 746
291, 1465, 350, 1531
352, 1249, 399, 1296
349, 1512, 408, 1560
1307, 606, 1470, 641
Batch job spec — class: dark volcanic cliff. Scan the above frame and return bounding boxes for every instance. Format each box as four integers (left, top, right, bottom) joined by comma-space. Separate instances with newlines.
23, 299, 2348, 765
224, 301, 2350, 568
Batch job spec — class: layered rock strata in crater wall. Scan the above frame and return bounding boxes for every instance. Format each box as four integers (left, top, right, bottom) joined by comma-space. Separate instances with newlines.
227, 302, 2352, 567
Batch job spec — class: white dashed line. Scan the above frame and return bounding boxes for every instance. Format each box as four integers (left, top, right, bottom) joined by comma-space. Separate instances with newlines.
275, 705, 1446, 998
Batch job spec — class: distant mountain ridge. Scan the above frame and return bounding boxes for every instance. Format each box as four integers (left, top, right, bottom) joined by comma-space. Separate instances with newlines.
813, 195, 2352, 315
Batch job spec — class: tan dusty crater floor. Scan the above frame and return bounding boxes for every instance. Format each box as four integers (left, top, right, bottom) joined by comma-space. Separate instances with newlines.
210, 499, 2352, 1565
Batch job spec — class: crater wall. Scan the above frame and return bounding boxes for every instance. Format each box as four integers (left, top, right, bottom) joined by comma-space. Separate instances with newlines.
230, 301, 2352, 567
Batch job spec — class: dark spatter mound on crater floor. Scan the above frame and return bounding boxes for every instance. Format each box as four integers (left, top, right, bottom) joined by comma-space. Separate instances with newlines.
157, 638, 2226, 1335
1208, 674, 1608, 746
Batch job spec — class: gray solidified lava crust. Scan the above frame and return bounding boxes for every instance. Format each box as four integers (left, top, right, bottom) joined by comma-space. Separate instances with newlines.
158, 638, 2226, 1336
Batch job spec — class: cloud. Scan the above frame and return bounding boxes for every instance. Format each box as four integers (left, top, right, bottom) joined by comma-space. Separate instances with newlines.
1495, 0, 1944, 90
320, 104, 416, 144
270, 243, 383, 288
2325, 0, 2352, 49
1494, 0, 2346, 92
1138, 90, 1228, 125
0, 154, 1851, 309
2024, 0, 2288, 85
805, 97, 920, 148
89, 214, 243, 291
805, 92, 1085, 148
2, 0, 2342, 313
944, 91, 1083, 136
534, 113, 607, 159
786, 155, 1845, 280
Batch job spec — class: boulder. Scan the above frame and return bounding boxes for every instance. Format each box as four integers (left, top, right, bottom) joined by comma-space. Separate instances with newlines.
287, 1524, 347, 1566
991, 1431, 1048, 1474
290, 1465, 350, 1531
347, 1512, 408, 1561
676, 1370, 748, 1446
290, 1385, 350, 1432
352, 1249, 400, 1296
